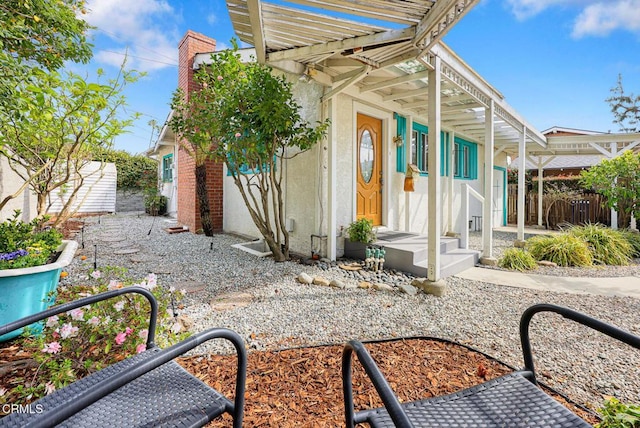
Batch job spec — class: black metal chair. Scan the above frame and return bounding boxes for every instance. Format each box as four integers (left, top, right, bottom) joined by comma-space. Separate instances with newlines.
0, 287, 247, 428
342, 303, 640, 427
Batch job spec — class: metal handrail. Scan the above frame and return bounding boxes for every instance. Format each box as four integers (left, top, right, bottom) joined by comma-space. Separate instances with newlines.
460, 182, 484, 250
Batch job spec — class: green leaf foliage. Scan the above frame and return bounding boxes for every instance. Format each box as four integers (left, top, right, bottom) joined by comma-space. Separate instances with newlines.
169, 40, 329, 259
92, 148, 157, 190
0, 210, 62, 269
527, 234, 593, 267
568, 223, 631, 266
596, 397, 640, 428
580, 151, 640, 226
0, 66, 140, 223
346, 218, 376, 244
620, 229, 640, 258
498, 248, 538, 272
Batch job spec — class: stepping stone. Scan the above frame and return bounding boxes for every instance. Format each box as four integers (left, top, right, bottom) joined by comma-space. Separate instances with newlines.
109, 242, 131, 248
210, 292, 253, 311
100, 236, 126, 243
113, 248, 140, 255
130, 255, 159, 263
175, 281, 206, 293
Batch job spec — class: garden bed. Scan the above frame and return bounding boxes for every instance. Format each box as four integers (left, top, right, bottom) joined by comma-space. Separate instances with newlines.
179, 338, 599, 427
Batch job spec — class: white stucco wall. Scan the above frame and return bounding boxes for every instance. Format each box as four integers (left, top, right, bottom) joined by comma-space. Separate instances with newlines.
222, 72, 326, 257
156, 144, 177, 217
219, 71, 510, 258
0, 157, 37, 221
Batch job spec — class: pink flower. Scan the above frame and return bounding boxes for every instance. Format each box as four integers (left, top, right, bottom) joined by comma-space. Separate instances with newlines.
125, 327, 133, 336
115, 332, 127, 345
59, 323, 78, 339
90, 270, 101, 279
136, 343, 147, 354
87, 316, 100, 326
235, 132, 241, 138
67, 308, 84, 321
169, 286, 175, 293
45, 315, 59, 328
45, 382, 56, 395
42, 342, 62, 354
113, 301, 125, 312
107, 280, 120, 290
138, 329, 148, 340
217, 75, 223, 81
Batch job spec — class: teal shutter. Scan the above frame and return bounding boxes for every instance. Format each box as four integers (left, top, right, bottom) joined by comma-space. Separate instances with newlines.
394, 113, 406, 173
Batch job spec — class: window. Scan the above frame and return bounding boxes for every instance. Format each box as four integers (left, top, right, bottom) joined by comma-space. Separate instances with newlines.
162, 154, 173, 182
408, 121, 448, 176
394, 114, 450, 176
411, 123, 429, 173
453, 137, 477, 180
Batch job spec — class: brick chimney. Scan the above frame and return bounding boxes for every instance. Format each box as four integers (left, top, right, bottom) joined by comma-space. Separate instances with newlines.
176, 31, 224, 233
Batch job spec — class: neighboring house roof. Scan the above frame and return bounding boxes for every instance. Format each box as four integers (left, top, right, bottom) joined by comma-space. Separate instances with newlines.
146, 110, 175, 157
511, 154, 605, 170
543, 126, 605, 136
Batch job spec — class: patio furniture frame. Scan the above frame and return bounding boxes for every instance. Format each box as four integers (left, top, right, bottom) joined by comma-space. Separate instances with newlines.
342, 303, 640, 427
0, 287, 247, 428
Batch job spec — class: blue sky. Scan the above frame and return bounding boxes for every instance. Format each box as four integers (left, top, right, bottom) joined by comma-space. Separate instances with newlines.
79, 0, 640, 154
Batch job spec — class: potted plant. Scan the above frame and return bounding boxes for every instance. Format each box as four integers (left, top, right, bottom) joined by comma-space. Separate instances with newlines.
144, 188, 167, 216
343, 218, 376, 259
0, 211, 78, 341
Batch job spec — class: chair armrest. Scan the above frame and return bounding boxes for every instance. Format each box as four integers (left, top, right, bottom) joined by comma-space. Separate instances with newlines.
22, 327, 247, 428
342, 340, 414, 428
0, 287, 159, 348
520, 303, 640, 385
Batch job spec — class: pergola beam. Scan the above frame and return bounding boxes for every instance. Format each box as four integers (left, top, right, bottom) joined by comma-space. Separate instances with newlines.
267, 27, 414, 62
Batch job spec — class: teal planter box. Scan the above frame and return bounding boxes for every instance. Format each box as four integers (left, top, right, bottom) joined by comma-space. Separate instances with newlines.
0, 240, 78, 342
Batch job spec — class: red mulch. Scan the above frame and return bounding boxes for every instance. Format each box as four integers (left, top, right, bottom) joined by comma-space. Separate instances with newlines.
177, 338, 599, 427
0, 338, 599, 425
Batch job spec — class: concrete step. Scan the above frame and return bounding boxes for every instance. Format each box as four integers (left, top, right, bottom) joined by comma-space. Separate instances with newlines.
344, 232, 480, 279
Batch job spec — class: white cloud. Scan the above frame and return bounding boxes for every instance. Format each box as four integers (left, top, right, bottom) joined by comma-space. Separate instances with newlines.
84, 0, 179, 72
572, 0, 640, 38
505, 0, 640, 37
505, 0, 572, 20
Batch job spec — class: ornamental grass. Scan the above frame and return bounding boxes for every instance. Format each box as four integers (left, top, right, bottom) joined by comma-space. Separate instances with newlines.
568, 223, 631, 266
526, 234, 593, 267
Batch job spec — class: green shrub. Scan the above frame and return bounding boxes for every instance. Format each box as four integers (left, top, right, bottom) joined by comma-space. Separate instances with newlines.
527, 234, 593, 267
596, 397, 640, 428
620, 229, 640, 258
569, 223, 632, 266
498, 248, 538, 272
346, 218, 376, 244
0, 211, 63, 269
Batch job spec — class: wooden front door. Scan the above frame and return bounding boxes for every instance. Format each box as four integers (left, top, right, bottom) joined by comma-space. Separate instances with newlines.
356, 113, 383, 225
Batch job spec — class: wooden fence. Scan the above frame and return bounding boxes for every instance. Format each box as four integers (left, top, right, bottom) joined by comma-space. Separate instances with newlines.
507, 184, 610, 228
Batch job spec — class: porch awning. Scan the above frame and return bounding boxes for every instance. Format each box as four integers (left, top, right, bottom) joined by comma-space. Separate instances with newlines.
225, 0, 547, 151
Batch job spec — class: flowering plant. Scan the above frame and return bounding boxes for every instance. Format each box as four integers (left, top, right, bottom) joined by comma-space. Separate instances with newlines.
0, 266, 189, 404
0, 210, 62, 270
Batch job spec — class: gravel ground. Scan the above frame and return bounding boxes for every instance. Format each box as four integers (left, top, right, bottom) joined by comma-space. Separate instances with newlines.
62, 212, 640, 411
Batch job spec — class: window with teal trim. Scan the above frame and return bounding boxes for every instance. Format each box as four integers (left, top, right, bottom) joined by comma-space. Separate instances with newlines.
409, 122, 448, 176
162, 154, 173, 182
453, 137, 477, 180
226, 155, 274, 176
